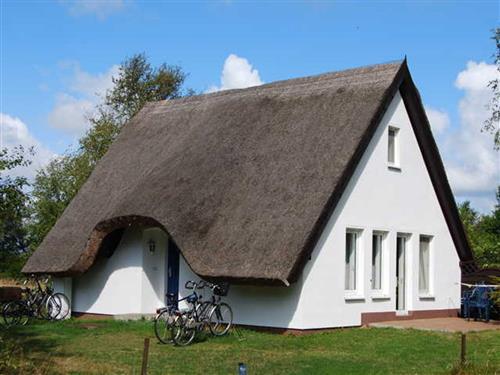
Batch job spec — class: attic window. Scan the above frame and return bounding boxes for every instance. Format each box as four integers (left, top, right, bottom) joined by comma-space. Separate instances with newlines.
388, 127, 400, 169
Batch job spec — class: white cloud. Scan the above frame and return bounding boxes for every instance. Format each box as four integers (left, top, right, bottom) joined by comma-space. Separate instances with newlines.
47, 64, 119, 136
425, 106, 450, 135
455, 61, 498, 91
207, 54, 263, 92
71, 64, 120, 98
60, 0, 126, 19
48, 93, 94, 133
433, 61, 500, 213
1, 113, 56, 179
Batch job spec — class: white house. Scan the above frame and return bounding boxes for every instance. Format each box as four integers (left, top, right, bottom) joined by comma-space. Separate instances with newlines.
23, 61, 474, 329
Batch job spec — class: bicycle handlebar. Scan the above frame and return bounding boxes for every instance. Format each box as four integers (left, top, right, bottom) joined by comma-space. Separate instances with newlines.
185, 280, 205, 290
185, 279, 222, 292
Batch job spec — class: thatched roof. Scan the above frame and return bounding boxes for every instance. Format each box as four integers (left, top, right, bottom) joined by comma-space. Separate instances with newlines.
23, 60, 474, 284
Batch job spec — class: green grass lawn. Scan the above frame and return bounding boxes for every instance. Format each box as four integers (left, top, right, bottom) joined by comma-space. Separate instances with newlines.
0, 319, 498, 374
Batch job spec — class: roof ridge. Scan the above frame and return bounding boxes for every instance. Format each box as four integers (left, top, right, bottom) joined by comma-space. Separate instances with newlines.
149, 60, 404, 111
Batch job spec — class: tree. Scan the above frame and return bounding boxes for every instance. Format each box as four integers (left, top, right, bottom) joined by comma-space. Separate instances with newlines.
458, 192, 500, 269
0, 147, 32, 276
29, 54, 189, 249
105, 54, 187, 124
483, 28, 500, 149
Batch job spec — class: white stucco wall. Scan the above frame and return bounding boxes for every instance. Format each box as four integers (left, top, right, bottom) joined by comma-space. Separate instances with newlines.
63, 91, 461, 328
71, 228, 166, 315
141, 228, 167, 313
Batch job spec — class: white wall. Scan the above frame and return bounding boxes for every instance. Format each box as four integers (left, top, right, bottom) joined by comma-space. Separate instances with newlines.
71, 228, 166, 315
64, 91, 461, 328
72, 229, 143, 314
141, 228, 167, 313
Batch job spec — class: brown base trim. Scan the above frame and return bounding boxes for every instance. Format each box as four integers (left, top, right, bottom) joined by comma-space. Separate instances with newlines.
361, 309, 459, 325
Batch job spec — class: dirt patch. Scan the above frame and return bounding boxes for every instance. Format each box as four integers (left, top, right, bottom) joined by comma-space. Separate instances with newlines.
370, 317, 500, 333
78, 323, 103, 330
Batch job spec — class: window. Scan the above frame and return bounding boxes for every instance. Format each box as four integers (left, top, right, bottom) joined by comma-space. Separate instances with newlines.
419, 236, 432, 294
388, 127, 399, 167
396, 235, 408, 310
345, 231, 358, 291
371, 233, 384, 290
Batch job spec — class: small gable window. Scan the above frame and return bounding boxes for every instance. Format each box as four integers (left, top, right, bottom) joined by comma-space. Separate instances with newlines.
388, 126, 400, 168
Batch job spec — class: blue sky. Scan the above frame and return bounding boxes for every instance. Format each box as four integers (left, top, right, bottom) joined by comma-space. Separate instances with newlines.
1, 0, 499, 212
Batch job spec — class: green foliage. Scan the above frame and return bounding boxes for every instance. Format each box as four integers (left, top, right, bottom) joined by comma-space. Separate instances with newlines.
105, 53, 187, 124
458, 190, 500, 268
491, 277, 500, 306
29, 155, 82, 248
29, 54, 188, 249
0, 147, 32, 277
483, 27, 500, 150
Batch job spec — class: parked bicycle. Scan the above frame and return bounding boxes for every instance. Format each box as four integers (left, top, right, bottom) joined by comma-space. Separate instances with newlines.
153, 280, 233, 346
2, 275, 70, 327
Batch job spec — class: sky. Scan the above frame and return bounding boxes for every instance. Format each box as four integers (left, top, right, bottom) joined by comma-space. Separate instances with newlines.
1, 0, 499, 213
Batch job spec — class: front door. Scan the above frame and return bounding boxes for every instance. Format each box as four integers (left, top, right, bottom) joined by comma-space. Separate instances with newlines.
166, 238, 180, 305
396, 236, 406, 311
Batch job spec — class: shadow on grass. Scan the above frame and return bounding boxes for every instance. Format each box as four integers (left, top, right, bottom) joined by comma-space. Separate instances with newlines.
0, 323, 71, 374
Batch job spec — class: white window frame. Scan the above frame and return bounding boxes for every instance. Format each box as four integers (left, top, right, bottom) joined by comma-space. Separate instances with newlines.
387, 126, 400, 169
371, 231, 389, 299
418, 235, 434, 298
344, 228, 364, 300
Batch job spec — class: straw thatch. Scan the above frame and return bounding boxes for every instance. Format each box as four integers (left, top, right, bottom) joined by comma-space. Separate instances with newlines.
22, 60, 473, 284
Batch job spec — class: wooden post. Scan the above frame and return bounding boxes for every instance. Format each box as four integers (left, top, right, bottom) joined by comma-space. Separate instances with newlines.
460, 333, 466, 366
141, 338, 150, 375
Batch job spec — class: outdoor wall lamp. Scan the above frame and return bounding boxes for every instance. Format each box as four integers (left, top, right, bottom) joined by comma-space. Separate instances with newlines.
148, 239, 156, 253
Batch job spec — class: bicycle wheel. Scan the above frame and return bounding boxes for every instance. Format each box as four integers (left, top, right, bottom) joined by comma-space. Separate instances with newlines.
3, 301, 28, 327
154, 309, 176, 344
197, 301, 212, 319
37, 294, 56, 321
172, 314, 196, 346
50, 293, 70, 320
208, 302, 233, 336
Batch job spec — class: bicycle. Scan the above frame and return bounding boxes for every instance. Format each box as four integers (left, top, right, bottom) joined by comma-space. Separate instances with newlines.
171, 280, 233, 346
2, 276, 70, 326
205, 281, 232, 336
153, 291, 209, 344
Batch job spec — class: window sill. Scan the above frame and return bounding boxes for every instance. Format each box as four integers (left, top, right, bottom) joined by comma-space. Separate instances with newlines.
371, 293, 390, 301
344, 293, 365, 301
388, 164, 401, 172
419, 294, 435, 300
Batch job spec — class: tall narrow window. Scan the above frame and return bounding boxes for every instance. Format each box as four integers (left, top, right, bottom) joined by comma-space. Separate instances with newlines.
388, 127, 398, 166
419, 236, 431, 294
371, 233, 383, 290
345, 231, 357, 291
